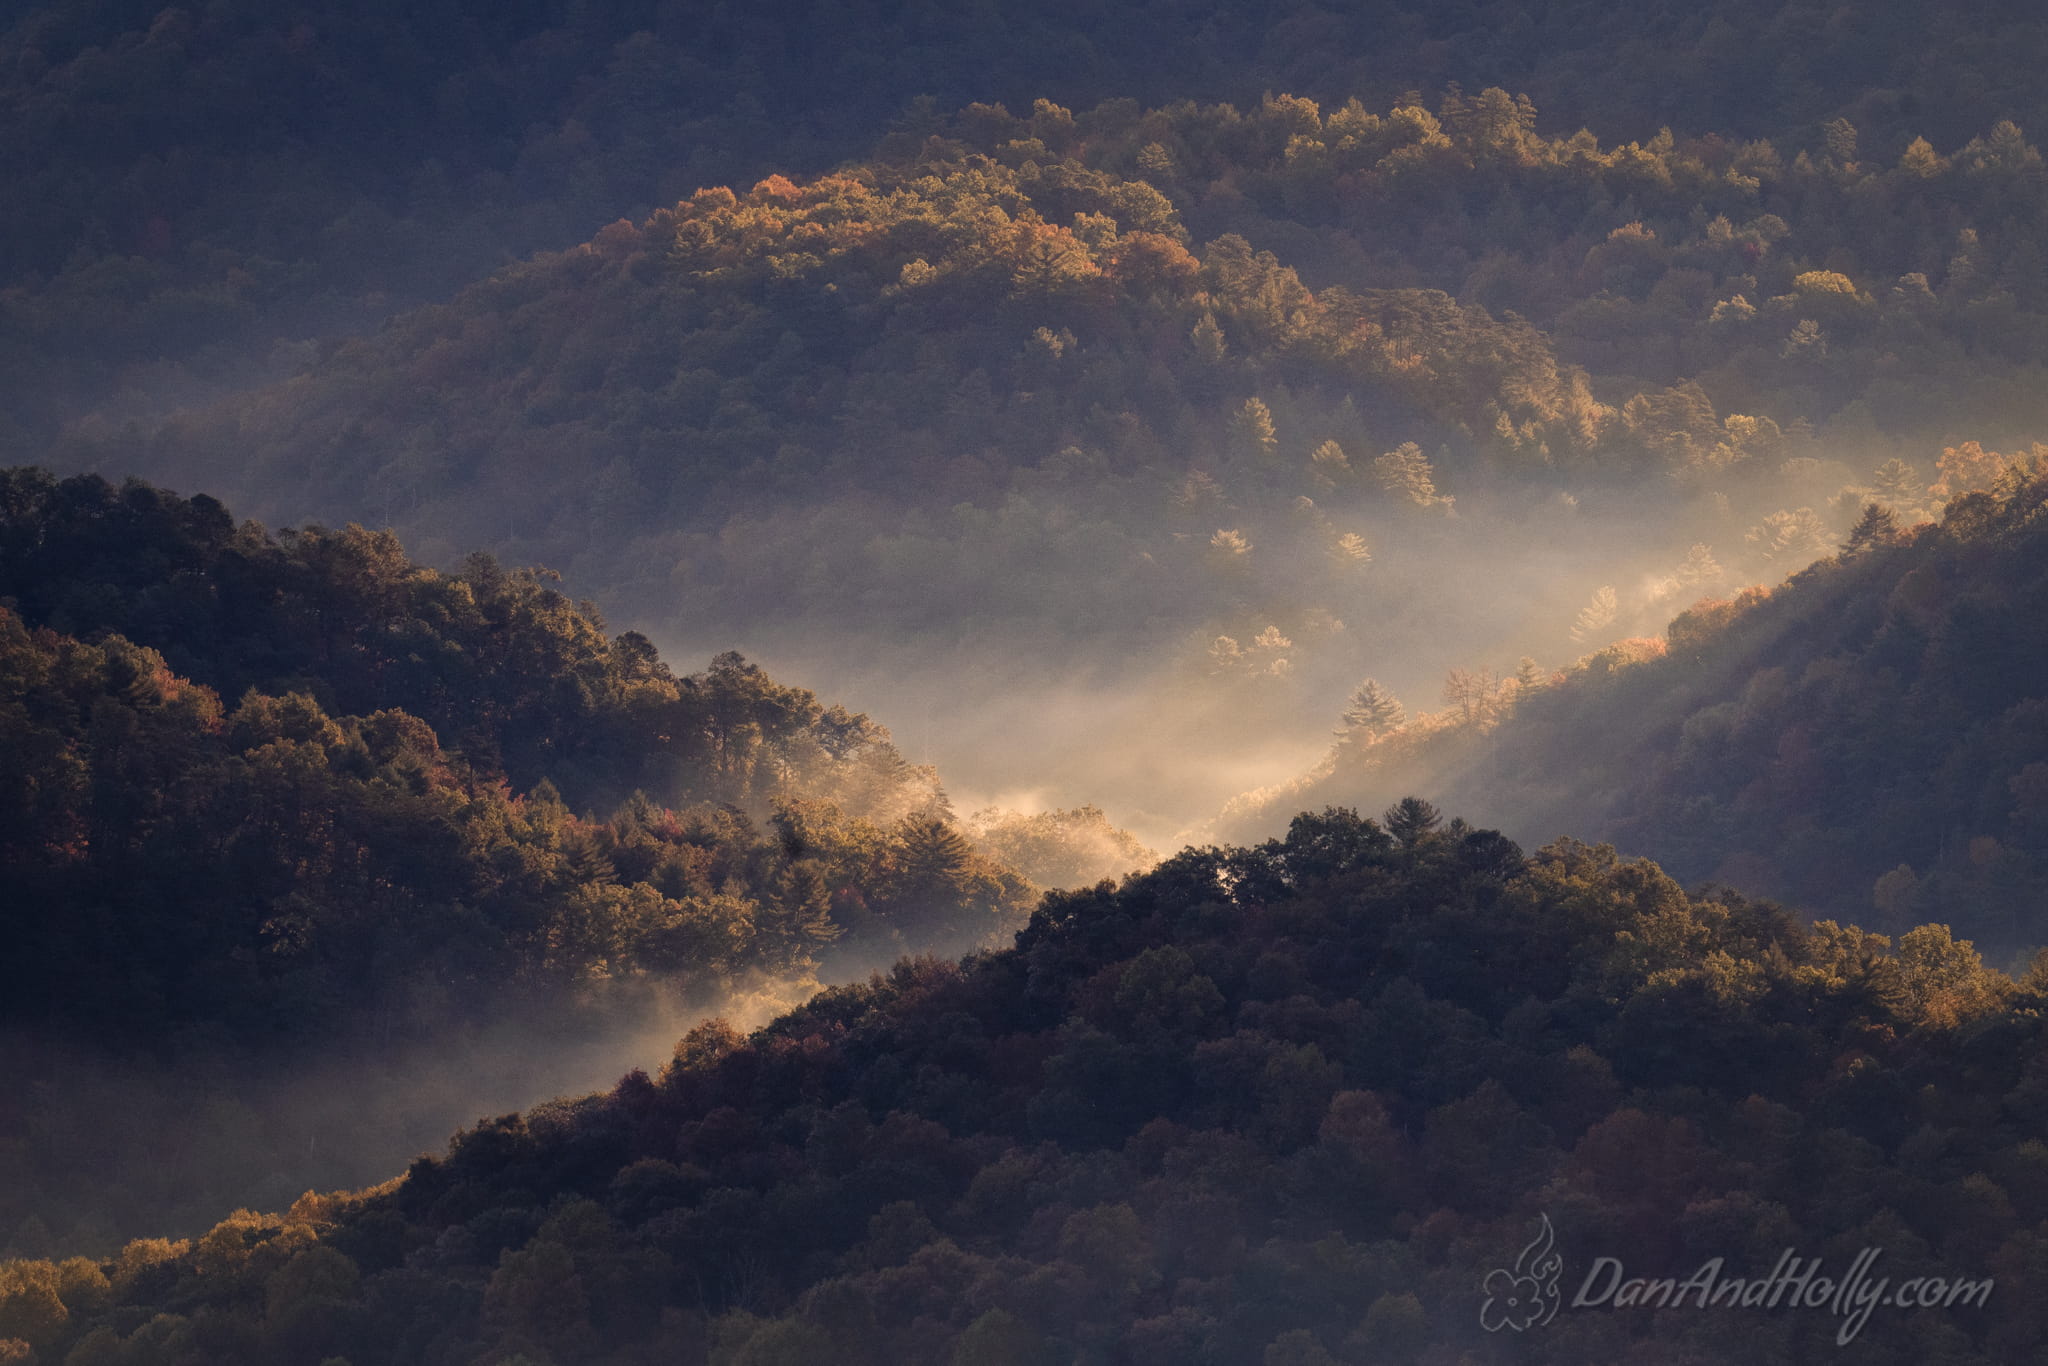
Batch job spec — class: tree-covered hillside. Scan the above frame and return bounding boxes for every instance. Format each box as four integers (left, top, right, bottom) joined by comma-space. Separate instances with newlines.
18, 2, 2048, 1352
0, 464, 952, 817
0, 470, 1158, 1255
0, 467, 1032, 1041
11, 0, 2048, 441
1245, 454, 2048, 959
67, 84, 2048, 843
4, 804, 2038, 1364
120, 87, 2048, 626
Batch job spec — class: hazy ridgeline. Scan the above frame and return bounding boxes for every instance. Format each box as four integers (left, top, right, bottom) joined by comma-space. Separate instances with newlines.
10, 0, 2048, 441
54, 89, 2048, 848
8, 3, 2048, 1360
4, 985, 738, 1257
0, 475, 1154, 1253
3, 953, 946, 1260
1219, 459, 2048, 965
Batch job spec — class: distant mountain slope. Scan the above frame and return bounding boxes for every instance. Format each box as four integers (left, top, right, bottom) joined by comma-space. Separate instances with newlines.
73, 94, 2048, 836
132, 134, 1593, 607
1245, 456, 2048, 956
110, 98, 2011, 670
11, 0, 2048, 438
78, 88, 2048, 837
8, 805, 2039, 1363
109, 88, 2048, 632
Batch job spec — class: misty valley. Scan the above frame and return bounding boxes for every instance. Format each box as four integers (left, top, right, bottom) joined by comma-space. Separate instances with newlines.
7, 2, 2048, 1362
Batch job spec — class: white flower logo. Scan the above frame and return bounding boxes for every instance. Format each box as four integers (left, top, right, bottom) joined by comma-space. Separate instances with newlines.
1480, 1213, 1563, 1332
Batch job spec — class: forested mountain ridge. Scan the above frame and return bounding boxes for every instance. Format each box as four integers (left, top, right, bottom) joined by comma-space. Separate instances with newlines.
0, 600, 1021, 1040
11, 0, 2048, 443
1241, 454, 2048, 959
118, 122, 1595, 600
1015, 90, 2048, 443
120, 85, 2048, 593
0, 466, 1170, 1045
0, 464, 938, 817
63, 85, 2048, 849
70, 85, 2042, 754
3, 806, 2039, 1364
18, 4, 2048, 1356
0, 470, 1160, 1255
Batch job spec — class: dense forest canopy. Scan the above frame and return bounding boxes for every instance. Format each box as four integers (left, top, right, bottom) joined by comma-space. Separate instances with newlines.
3, 807, 2041, 1363
102, 86, 2048, 576
13, 1, 2048, 1359
1227, 453, 2048, 962
0, 464, 950, 816
60, 82, 2048, 840
0, 470, 1159, 1254
10, 0, 2048, 441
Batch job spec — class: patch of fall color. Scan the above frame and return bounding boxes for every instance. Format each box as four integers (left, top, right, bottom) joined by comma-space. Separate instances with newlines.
1666, 585, 1771, 653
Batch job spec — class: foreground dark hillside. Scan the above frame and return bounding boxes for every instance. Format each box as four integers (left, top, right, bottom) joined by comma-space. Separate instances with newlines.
1247, 455, 2048, 958
3, 803, 2036, 1364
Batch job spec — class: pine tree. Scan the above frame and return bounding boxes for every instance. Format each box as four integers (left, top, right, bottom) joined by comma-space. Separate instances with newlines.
1209, 635, 1246, 673
1569, 586, 1618, 643
1171, 469, 1226, 517
894, 816, 974, 900
1676, 543, 1722, 587
1899, 137, 1947, 177
563, 830, 617, 885
1329, 531, 1372, 565
1382, 796, 1442, 847
1822, 117, 1859, 167
1872, 458, 1923, 510
1208, 528, 1252, 564
1745, 507, 1831, 562
1230, 398, 1278, 458
776, 861, 842, 943
1372, 443, 1447, 508
1844, 502, 1900, 551
1338, 679, 1405, 740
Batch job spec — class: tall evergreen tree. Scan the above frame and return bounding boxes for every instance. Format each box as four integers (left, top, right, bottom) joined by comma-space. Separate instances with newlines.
1229, 397, 1278, 458
891, 816, 978, 929
1569, 586, 1618, 643
1338, 679, 1406, 740
1845, 501, 1901, 551
1372, 443, 1447, 508
1382, 796, 1442, 847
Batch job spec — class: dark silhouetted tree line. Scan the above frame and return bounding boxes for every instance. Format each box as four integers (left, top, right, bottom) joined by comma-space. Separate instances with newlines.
6, 804, 2041, 1362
